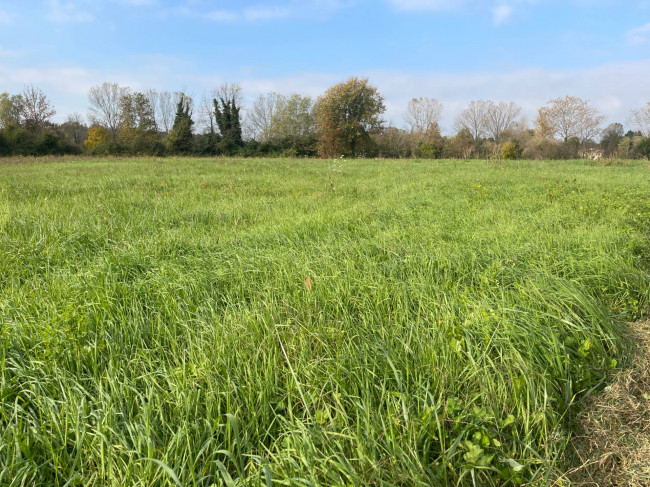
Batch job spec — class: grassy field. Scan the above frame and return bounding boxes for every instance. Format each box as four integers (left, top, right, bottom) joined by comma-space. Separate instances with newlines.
0, 156, 649, 486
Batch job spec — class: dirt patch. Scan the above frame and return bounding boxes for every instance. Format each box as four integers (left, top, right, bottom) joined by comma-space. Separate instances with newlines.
567, 319, 650, 486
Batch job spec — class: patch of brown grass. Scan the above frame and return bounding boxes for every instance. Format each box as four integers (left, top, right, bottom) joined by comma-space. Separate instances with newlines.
567, 319, 650, 486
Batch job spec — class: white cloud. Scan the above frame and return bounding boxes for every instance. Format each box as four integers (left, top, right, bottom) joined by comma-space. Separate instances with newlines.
201, 6, 292, 23
493, 4, 513, 25
383, 0, 547, 21
384, 0, 611, 12
384, 0, 527, 24
119, 0, 157, 5
46, 0, 94, 23
0, 64, 101, 96
366, 61, 650, 132
0, 46, 21, 57
0, 10, 14, 23
199, 60, 650, 133
627, 23, 650, 46
204, 9, 239, 22
0, 57, 648, 132
243, 6, 292, 22
383, 0, 463, 11
177, 0, 350, 23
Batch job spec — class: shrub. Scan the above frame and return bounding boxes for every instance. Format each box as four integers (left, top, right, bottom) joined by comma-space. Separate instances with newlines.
35, 130, 79, 155
501, 141, 522, 160
84, 126, 110, 152
636, 137, 650, 159
416, 142, 443, 159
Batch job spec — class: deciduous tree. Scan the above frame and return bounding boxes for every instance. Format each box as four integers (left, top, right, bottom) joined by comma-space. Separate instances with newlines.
536, 95, 604, 142
88, 82, 129, 139
197, 92, 216, 135
213, 83, 243, 107
404, 97, 443, 135
373, 126, 412, 158
0, 92, 24, 128
61, 113, 88, 145
268, 94, 315, 140
118, 92, 158, 151
155, 90, 186, 135
84, 126, 110, 151
314, 77, 385, 157
454, 100, 489, 141
445, 128, 475, 158
637, 137, 650, 159
534, 108, 554, 140
247, 92, 281, 141
485, 101, 521, 144
629, 101, 650, 137
600, 122, 624, 157
415, 122, 445, 158
21, 85, 55, 132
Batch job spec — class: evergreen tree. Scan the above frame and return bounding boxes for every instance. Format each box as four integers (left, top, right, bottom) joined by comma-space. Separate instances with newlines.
213, 96, 242, 154
167, 94, 194, 154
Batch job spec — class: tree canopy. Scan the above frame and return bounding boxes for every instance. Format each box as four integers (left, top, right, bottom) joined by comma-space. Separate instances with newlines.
314, 77, 385, 157
213, 92, 243, 154
167, 94, 194, 154
536, 96, 604, 142
2, 80, 650, 160
118, 92, 158, 152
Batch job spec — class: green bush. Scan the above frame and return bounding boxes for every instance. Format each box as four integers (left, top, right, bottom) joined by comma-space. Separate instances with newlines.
416, 141, 443, 159
500, 141, 522, 160
636, 137, 650, 159
0, 124, 79, 156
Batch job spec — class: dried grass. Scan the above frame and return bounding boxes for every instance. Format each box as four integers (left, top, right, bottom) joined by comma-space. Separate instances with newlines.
568, 319, 650, 486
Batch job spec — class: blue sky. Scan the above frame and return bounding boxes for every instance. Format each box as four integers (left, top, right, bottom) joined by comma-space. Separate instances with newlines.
1, 0, 649, 132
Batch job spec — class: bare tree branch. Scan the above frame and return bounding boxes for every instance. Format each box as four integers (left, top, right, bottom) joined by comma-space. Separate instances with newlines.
629, 101, 650, 137
454, 100, 489, 140
485, 101, 521, 144
404, 97, 443, 134
537, 95, 604, 142
246, 92, 281, 141
21, 85, 55, 131
88, 82, 129, 139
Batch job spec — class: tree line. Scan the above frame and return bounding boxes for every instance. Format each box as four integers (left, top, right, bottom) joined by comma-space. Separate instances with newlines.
1, 78, 650, 159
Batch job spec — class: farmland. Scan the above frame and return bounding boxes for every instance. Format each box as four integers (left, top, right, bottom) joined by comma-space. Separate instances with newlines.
0, 157, 649, 486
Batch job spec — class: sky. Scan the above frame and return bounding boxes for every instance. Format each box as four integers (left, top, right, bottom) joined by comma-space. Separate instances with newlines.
0, 0, 649, 133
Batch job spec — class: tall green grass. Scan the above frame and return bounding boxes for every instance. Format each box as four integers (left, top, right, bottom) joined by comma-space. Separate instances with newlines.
0, 157, 649, 486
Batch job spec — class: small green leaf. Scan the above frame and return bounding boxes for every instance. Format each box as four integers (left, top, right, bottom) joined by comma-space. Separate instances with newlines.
505, 458, 524, 472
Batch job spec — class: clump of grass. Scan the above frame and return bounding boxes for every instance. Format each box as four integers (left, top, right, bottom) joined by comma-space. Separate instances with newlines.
568, 319, 650, 486
0, 157, 649, 486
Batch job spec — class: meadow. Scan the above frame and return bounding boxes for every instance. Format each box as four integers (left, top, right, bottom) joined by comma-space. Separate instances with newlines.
0, 156, 649, 486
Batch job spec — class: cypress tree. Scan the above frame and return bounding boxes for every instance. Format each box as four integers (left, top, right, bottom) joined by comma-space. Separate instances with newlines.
213, 96, 242, 154
167, 94, 194, 154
